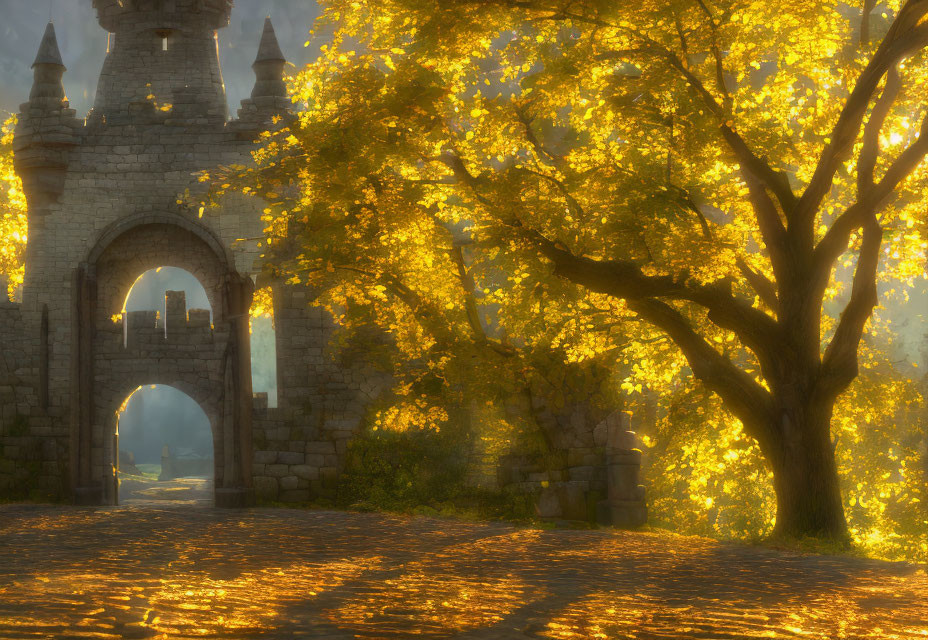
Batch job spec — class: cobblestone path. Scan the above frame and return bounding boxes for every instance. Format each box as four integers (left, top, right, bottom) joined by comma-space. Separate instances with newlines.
1, 504, 926, 639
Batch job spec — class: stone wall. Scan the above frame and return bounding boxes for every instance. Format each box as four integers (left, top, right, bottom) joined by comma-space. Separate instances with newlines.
0, 287, 63, 499
498, 408, 647, 527
251, 285, 391, 503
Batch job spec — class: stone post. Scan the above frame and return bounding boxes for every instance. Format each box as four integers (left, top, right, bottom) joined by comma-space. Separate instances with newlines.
603, 411, 647, 528
159, 445, 175, 481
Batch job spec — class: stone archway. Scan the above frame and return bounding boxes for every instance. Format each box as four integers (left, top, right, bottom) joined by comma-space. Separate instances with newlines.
71, 212, 255, 507
111, 382, 218, 505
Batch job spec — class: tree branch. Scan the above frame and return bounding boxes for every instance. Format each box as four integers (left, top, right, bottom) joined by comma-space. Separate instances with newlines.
797, 8, 928, 223
817, 215, 882, 400
857, 65, 902, 196
651, 45, 798, 217
434, 151, 783, 369
861, 0, 876, 46
628, 297, 776, 445
736, 257, 779, 311
516, 104, 563, 167
548, 8, 799, 233
694, 0, 733, 111
511, 220, 783, 376
815, 111, 928, 273
449, 242, 493, 344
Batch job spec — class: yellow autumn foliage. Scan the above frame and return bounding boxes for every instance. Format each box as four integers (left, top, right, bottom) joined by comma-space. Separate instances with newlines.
0, 115, 26, 299
210, 0, 928, 553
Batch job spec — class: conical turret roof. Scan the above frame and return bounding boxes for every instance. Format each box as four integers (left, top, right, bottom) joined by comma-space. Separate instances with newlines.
32, 22, 65, 69
254, 17, 286, 65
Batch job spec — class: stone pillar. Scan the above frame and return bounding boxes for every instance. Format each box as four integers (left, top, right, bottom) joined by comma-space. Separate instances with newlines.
215, 272, 255, 508
71, 264, 101, 505
602, 412, 647, 528
159, 446, 175, 481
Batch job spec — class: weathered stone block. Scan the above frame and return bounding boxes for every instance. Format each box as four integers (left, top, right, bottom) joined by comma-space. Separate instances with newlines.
277, 451, 304, 466
568, 465, 595, 482
291, 465, 319, 480
607, 450, 641, 466
535, 487, 562, 519
609, 501, 648, 529
265, 464, 288, 478
304, 453, 325, 467
253, 450, 276, 465
607, 463, 641, 503
305, 441, 335, 455
559, 481, 589, 521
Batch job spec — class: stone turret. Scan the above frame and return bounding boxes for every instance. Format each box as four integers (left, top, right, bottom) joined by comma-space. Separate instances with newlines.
13, 23, 81, 210
236, 18, 291, 129
31, 22, 66, 91
89, 0, 234, 126
252, 18, 287, 99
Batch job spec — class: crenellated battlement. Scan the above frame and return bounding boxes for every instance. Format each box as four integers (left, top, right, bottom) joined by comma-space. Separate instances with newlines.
15, 9, 293, 218
105, 291, 217, 351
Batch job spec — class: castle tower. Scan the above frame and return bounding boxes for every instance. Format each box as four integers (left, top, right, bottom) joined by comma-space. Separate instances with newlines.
89, 0, 234, 125
7, 4, 269, 507
2, 4, 387, 509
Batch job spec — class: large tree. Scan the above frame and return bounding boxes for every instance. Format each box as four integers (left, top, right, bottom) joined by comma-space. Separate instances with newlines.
219, 0, 928, 540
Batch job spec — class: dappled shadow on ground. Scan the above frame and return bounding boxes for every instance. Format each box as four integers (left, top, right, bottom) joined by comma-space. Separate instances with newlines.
0, 506, 925, 639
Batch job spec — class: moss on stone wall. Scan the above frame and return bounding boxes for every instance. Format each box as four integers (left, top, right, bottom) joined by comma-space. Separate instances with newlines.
3, 413, 28, 437
0, 414, 67, 502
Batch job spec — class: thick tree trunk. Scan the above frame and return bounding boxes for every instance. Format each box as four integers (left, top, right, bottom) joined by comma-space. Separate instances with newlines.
765, 399, 849, 542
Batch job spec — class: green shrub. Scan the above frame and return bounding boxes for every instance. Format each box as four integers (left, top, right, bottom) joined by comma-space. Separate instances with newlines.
337, 419, 536, 521
338, 420, 473, 510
